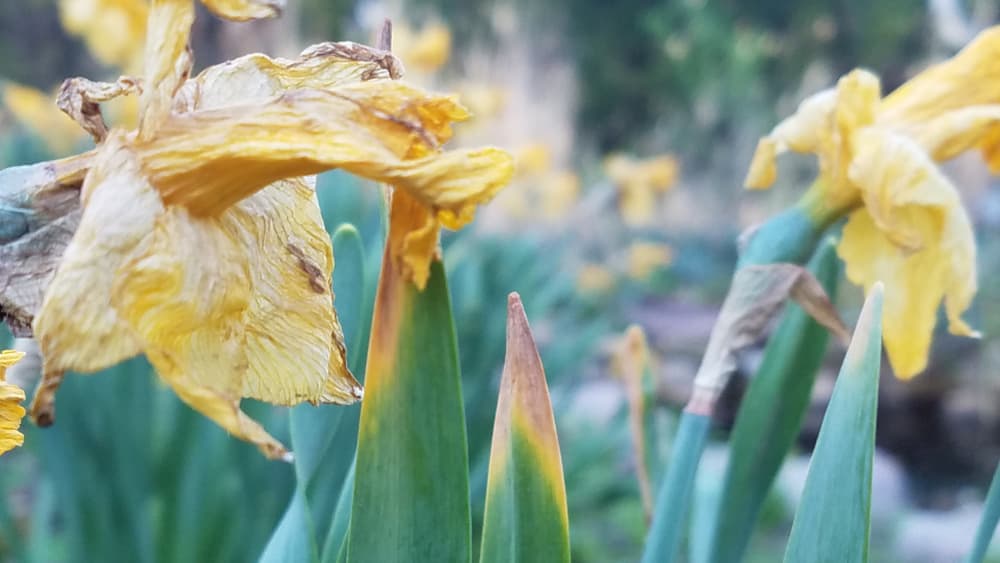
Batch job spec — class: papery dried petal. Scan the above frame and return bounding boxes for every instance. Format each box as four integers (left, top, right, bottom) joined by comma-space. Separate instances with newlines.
175, 42, 402, 112
137, 85, 512, 231
201, 0, 284, 20
0, 350, 26, 456
1, 153, 92, 336
57, 76, 142, 143
139, 0, 194, 138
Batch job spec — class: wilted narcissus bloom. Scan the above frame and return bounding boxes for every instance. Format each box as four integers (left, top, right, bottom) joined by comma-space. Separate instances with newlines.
25, 0, 512, 458
604, 153, 679, 227
743, 27, 1000, 378
0, 350, 26, 456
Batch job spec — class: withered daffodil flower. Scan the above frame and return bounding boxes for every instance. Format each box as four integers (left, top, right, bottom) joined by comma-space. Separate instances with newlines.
744, 27, 1000, 378
6, 0, 513, 459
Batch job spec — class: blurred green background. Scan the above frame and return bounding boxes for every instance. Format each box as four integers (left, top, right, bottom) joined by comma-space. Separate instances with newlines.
2, 0, 1000, 561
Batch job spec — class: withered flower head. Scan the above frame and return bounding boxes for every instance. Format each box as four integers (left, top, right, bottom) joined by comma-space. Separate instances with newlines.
2, 0, 513, 458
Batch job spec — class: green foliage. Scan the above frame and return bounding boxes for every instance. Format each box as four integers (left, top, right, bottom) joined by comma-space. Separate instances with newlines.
1, 358, 293, 563
347, 259, 472, 562
783, 286, 883, 562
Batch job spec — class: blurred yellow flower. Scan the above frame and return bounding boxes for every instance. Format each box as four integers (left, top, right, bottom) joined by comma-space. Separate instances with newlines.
627, 241, 673, 280
0, 350, 26, 456
59, 0, 148, 72
2, 0, 146, 156
539, 171, 580, 220
605, 153, 679, 226
28, 1, 512, 458
577, 263, 616, 294
515, 143, 552, 177
394, 22, 451, 74
3, 84, 88, 155
744, 27, 1000, 378
456, 83, 507, 122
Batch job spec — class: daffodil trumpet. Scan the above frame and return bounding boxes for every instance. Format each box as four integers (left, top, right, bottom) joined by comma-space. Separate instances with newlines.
0, 2, 513, 459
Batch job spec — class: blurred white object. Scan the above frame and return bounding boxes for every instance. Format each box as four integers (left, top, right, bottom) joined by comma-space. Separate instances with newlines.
929, 0, 974, 48
6, 337, 41, 391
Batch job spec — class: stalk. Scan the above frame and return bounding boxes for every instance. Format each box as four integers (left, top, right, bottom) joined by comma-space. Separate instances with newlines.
640, 180, 851, 562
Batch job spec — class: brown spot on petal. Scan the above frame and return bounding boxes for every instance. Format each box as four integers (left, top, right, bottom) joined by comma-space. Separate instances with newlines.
286, 243, 327, 294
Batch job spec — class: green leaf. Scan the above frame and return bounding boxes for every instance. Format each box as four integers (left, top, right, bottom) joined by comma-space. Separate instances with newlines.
258, 489, 318, 563
479, 293, 570, 563
707, 238, 841, 563
320, 461, 356, 563
347, 258, 470, 562
963, 460, 1000, 563
783, 284, 883, 563
641, 411, 712, 563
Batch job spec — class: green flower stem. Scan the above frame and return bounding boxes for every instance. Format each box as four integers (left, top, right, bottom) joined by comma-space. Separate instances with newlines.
641, 411, 712, 563
644, 178, 853, 563
964, 460, 1000, 563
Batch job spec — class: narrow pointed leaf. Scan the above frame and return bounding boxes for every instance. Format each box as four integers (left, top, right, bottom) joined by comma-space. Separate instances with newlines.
320, 461, 356, 563
783, 284, 883, 563
347, 257, 470, 562
259, 488, 318, 563
479, 293, 570, 563
963, 460, 1000, 563
707, 239, 841, 563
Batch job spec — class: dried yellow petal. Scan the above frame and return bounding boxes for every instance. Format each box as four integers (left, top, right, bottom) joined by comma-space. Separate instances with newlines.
137, 83, 512, 231
201, 0, 284, 20
139, 0, 194, 138
0, 350, 26, 456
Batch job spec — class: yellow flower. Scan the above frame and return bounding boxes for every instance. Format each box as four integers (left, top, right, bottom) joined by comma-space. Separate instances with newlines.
0, 350, 26, 456
627, 241, 673, 280
455, 83, 507, 122
538, 171, 580, 220
2, 0, 145, 156
27, 0, 512, 458
577, 263, 616, 294
59, 0, 148, 72
604, 153, 679, 226
3, 84, 88, 155
743, 27, 1000, 378
394, 23, 451, 74
515, 143, 553, 177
